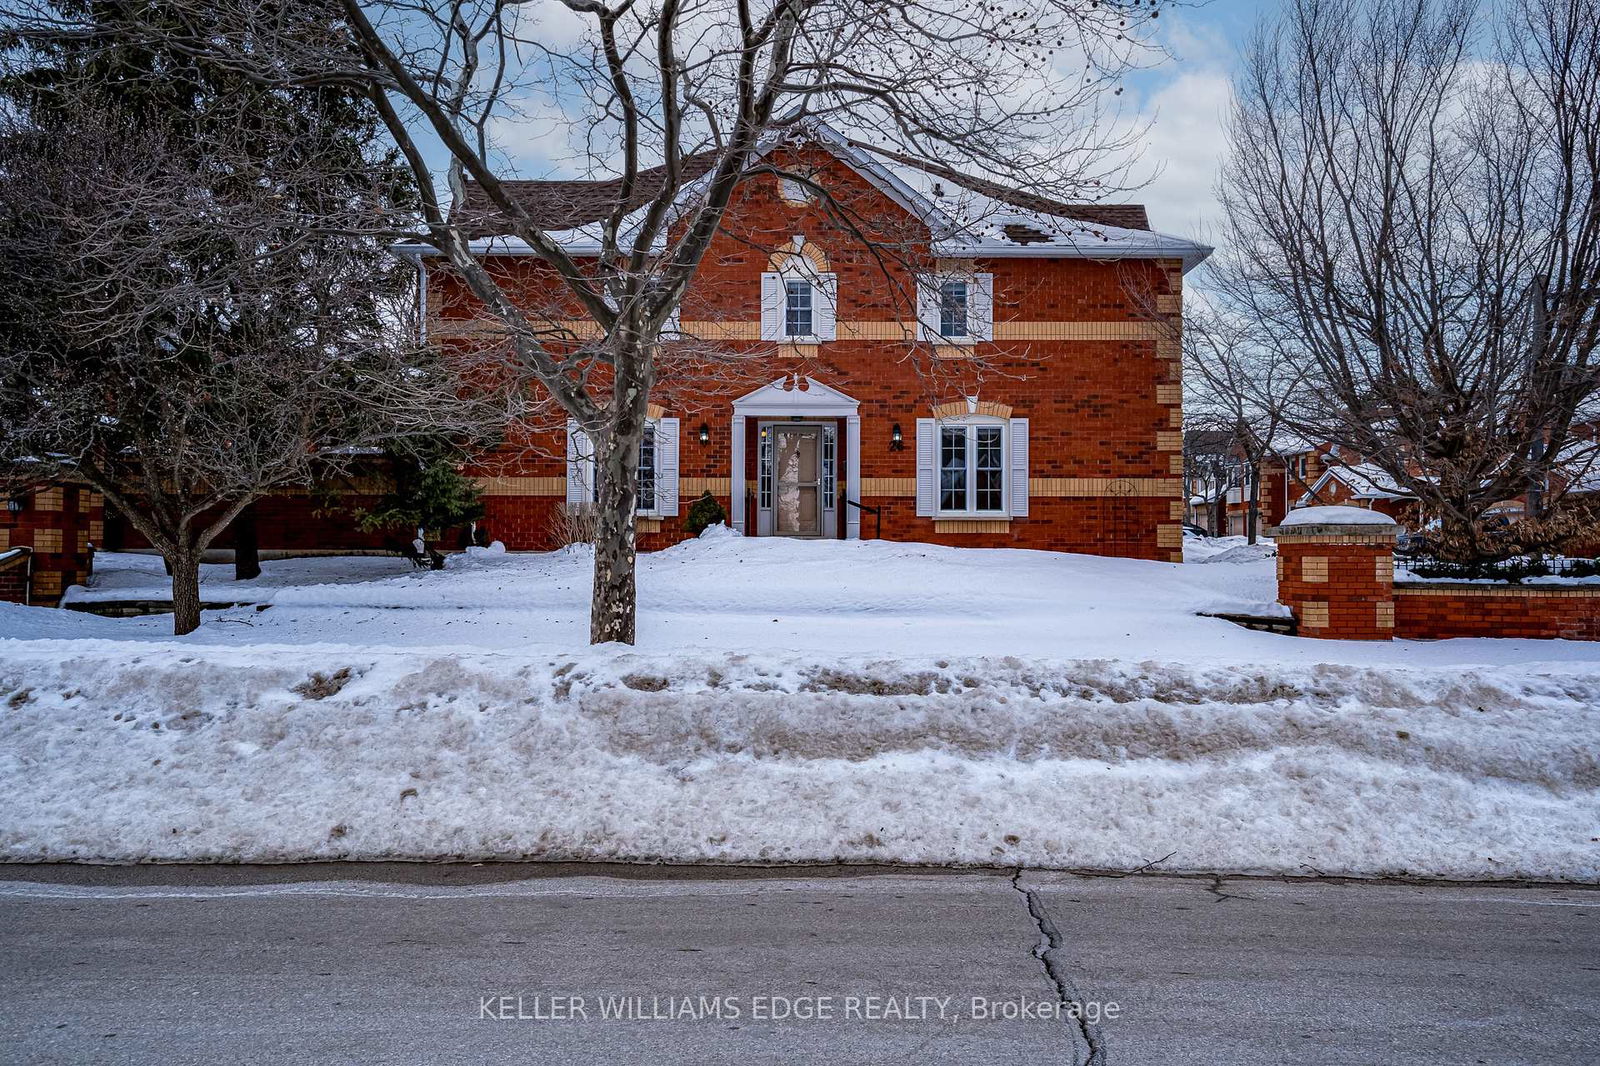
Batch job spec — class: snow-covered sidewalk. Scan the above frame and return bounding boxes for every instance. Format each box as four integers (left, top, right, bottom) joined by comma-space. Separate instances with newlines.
1, 642, 1595, 878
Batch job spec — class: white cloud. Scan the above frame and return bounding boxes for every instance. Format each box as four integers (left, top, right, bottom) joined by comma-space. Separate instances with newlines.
1122, 16, 1239, 241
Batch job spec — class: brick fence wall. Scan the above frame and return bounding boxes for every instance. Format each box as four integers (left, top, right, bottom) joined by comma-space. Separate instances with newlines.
1393, 585, 1600, 641
1269, 511, 1600, 641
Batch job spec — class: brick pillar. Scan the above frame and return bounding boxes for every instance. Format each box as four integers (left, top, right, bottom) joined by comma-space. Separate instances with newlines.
1268, 509, 1398, 640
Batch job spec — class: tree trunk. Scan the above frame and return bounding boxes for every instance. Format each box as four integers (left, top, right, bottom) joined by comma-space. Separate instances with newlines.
590, 420, 646, 645
233, 502, 261, 581
169, 546, 203, 636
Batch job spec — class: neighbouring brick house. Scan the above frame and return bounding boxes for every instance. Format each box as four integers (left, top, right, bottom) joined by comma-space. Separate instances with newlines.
1184, 435, 1332, 536
419, 125, 1211, 560
1294, 461, 1420, 525
0, 481, 102, 606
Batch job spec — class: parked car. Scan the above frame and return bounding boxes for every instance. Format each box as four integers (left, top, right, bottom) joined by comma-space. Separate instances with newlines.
1182, 523, 1211, 538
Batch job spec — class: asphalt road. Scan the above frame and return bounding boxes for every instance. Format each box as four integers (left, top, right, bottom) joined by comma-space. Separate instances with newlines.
1, 864, 1596, 1065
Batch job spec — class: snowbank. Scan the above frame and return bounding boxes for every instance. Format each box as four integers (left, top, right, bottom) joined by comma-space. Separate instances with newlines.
1, 642, 1595, 880
1279, 506, 1398, 527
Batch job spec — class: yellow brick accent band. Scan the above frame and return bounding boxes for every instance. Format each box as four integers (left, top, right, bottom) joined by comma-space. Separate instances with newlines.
933, 519, 1011, 533
34, 487, 63, 511
433, 317, 1167, 345
646, 403, 667, 420
1155, 431, 1182, 452
474, 476, 566, 497
1156, 524, 1182, 548
1155, 383, 1182, 405
1302, 556, 1329, 583
635, 518, 662, 533
1155, 294, 1182, 314
31, 529, 63, 553
1394, 585, 1600, 599
861, 478, 917, 496
1301, 601, 1330, 629
1376, 556, 1394, 583
1376, 602, 1395, 628
679, 477, 731, 496
1028, 477, 1183, 497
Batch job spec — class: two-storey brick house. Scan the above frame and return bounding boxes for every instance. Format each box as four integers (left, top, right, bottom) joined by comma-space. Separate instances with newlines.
421, 126, 1210, 561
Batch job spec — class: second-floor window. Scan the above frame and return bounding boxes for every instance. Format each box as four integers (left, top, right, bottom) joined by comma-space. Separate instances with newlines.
785, 280, 814, 338
919, 272, 994, 343
939, 280, 969, 339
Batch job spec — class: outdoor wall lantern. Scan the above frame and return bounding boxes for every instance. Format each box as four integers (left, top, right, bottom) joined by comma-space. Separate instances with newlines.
5, 495, 23, 514
890, 423, 905, 451
697, 422, 711, 445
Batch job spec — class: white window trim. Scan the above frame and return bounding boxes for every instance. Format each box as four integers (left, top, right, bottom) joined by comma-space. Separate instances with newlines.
934, 416, 1009, 518
761, 257, 837, 342
783, 278, 818, 341
917, 271, 994, 343
567, 418, 677, 517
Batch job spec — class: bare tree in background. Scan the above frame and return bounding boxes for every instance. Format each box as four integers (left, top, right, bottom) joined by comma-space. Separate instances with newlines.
1180, 305, 1308, 542
17, 0, 1166, 644
1216, 0, 1600, 560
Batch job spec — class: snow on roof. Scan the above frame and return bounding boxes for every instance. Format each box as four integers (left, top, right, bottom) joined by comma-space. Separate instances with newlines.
1299, 462, 1416, 505
1279, 505, 1398, 527
847, 140, 1210, 270
409, 123, 1213, 270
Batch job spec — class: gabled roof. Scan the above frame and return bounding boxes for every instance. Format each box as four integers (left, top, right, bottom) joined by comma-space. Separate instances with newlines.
453, 154, 720, 237
429, 124, 1211, 271
1298, 462, 1416, 505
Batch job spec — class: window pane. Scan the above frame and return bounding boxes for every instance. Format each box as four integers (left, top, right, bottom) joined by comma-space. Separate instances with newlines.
785, 280, 813, 337
939, 426, 967, 511
637, 427, 657, 511
975, 425, 1003, 511
939, 280, 968, 338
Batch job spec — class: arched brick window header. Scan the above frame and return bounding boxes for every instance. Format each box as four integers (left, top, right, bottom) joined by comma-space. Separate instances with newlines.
931, 399, 1013, 420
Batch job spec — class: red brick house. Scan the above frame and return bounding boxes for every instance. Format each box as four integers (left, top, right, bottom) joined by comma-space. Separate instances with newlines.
421, 126, 1210, 561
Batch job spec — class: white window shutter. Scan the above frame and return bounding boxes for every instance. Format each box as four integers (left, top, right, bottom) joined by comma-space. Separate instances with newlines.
916, 276, 940, 342
814, 272, 838, 340
656, 417, 680, 516
972, 272, 995, 341
1008, 417, 1029, 517
760, 272, 784, 340
915, 418, 938, 517
566, 421, 593, 507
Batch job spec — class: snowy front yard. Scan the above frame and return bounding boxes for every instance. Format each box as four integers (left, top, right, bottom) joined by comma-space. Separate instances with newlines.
3, 531, 1598, 879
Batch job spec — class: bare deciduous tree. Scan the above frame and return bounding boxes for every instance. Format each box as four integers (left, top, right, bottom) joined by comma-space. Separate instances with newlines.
31, 0, 1165, 643
1215, 0, 1600, 559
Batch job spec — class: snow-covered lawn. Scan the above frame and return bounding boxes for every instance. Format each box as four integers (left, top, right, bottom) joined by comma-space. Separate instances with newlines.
3, 531, 1597, 878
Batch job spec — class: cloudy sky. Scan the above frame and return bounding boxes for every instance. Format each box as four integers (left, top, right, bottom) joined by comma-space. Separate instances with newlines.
1122, 0, 1271, 240
476, 0, 1273, 244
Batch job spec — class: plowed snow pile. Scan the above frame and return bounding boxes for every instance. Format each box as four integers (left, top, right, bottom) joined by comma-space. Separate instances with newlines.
3, 643, 1595, 879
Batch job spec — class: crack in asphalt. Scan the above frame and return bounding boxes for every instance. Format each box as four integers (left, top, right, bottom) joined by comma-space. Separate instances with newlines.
1012, 869, 1108, 1065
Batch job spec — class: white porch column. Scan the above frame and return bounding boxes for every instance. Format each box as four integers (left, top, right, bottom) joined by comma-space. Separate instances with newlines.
845, 414, 862, 540
729, 415, 746, 533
